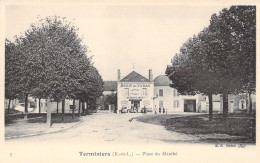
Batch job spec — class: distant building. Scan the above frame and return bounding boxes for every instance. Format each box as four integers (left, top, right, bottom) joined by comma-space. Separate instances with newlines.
103, 81, 117, 95
201, 94, 256, 113
9, 97, 83, 114
153, 75, 203, 113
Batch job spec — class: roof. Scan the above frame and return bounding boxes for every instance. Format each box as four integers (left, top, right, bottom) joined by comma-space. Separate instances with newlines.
154, 75, 172, 86
119, 71, 151, 82
103, 81, 117, 92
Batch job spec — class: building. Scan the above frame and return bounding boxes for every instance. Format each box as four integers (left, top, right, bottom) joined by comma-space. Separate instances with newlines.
107, 69, 256, 114
103, 81, 117, 95
10, 97, 83, 114
117, 70, 154, 113
153, 75, 203, 113
116, 70, 202, 113
201, 94, 256, 113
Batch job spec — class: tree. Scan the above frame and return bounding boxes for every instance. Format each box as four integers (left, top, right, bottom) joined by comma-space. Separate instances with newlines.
228, 6, 256, 113
208, 6, 256, 116
74, 64, 103, 114
5, 39, 19, 114
166, 6, 256, 120
104, 93, 117, 110
10, 16, 92, 125
166, 32, 220, 121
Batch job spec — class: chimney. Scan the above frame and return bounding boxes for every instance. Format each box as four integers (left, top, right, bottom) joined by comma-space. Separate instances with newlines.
117, 69, 121, 81
149, 69, 153, 81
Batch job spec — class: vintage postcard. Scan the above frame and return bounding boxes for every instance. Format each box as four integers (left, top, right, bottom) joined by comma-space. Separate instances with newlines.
0, 0, 259, 162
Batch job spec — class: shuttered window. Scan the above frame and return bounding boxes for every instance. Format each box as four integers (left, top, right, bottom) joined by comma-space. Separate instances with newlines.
174, 100, 179, 108
159, 89, 163, 96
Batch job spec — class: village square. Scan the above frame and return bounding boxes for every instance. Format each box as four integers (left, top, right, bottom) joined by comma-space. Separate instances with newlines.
4, 5, 256, 145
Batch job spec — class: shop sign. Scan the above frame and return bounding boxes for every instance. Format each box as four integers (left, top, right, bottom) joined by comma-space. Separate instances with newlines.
127, 96, 144, 100
120, 83, 150, 87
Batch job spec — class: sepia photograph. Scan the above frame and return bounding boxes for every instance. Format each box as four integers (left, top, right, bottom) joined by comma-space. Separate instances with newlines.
1, 0, 258, 162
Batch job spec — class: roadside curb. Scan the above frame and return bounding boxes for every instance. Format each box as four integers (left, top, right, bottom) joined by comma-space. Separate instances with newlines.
5, 120, 83, 140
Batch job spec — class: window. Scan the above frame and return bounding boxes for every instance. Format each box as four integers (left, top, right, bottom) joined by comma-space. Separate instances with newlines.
159, 101, 163, 108
174, 100, 179, 108
142, 88, 147, 96
159, 89, 163, 96
124, 88, 129, 97
174, 89, 179, 97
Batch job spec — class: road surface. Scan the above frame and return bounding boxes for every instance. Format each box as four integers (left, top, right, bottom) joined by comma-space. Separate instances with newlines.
6, 111, 199, 145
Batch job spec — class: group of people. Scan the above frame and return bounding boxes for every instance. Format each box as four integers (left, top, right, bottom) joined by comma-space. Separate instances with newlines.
154, 106, 167, 114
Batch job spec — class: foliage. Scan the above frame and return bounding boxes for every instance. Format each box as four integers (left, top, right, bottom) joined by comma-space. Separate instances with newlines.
104, 93, 117, 110
166, 6, 255, 96
166, 6, 256, 118
5, 16, 104, 114
5, 39, 19, 100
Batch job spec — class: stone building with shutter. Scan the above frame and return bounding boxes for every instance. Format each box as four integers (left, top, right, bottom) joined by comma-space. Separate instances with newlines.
115, 69, 255, 114
153, 75, 203, 113
117, 70, 154, 113
116, 70, 202, 113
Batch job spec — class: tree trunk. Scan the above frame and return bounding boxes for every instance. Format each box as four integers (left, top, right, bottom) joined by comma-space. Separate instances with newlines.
7, 99, 11, 114
208, 94, 213, 121
86, 99, 89, 114
24, 94, 28, 119
78, 100, 81, 117
62, 99, 65, 122
57, 101, 59, 114
39, 98, 41, 114
82, 102, 85, 116
72, 99, 75, 119
248, 92, 252, 114
46, 98, 52, 127
223, 93, 228, 119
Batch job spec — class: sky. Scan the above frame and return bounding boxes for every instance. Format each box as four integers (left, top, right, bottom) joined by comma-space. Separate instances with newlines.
5, 5, 230, 81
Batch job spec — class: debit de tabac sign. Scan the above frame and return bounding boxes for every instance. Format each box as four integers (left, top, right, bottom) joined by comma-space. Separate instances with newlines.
120, 83, 151, 87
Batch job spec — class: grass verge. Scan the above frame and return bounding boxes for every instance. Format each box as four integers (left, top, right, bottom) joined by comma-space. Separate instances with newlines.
135, 113, 255, 144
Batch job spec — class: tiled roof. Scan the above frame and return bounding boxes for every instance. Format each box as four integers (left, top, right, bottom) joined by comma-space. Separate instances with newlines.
119, 71, 151, 82
104, 81, 117, 92
154, 75, 171, 86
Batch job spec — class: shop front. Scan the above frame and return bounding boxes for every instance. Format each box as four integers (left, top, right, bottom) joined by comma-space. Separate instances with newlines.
117, 71, 154, 114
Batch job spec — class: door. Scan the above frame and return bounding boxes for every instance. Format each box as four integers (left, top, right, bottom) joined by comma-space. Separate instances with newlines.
131, 100, 140, 112
230, 101, 234, 113
184, 100, 196, 112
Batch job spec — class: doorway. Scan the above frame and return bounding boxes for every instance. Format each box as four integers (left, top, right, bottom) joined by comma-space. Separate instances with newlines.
229, 101, 234, 113
130, 100, 140, 113
184, 100, 196, 112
